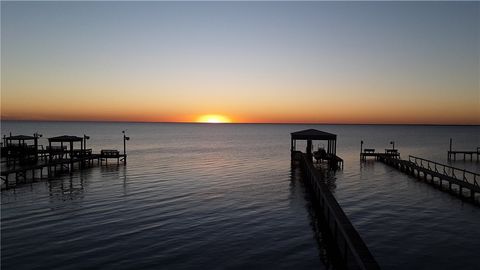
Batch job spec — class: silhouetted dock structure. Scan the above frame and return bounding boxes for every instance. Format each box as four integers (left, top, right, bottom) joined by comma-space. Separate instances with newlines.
3, 134, 41, 165
359, 140, 400, 161
377, 155, 480, 205
291, 129, 343, 170
360, 150, 400, 161
291, 130, 379, 270
1, 132, 129, 189
447, 138, 480, 161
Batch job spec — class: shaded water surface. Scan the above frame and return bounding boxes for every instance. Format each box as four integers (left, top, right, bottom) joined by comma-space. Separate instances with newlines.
1, 122, 479, 269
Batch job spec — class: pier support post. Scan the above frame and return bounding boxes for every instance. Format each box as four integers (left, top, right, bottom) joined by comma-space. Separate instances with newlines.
448, 138, 452, 161
306, 139, 312, 162
360, 140, 363, 161
49, 140, 52, 163
69, 142, 74, 173
122, 131, 130, 165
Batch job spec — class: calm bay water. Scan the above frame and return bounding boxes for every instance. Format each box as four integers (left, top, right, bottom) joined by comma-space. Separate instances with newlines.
1, 121, 479, 270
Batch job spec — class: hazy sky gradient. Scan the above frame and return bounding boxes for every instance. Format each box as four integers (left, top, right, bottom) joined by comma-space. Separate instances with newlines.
2, 1, 479, 124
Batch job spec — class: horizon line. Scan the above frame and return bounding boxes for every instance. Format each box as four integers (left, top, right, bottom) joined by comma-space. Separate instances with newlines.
1, 119, 479, 127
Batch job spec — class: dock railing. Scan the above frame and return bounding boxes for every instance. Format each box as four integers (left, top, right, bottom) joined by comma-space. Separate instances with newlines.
408, 155, 479, 188
300, 153, 380, 270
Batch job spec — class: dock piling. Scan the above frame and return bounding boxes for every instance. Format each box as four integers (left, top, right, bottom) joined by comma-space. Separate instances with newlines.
122, 131, 130, 165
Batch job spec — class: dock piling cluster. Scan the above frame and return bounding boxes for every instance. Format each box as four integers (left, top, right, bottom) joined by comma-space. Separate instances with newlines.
1, 132, 130, 189
448, 138, 480, 161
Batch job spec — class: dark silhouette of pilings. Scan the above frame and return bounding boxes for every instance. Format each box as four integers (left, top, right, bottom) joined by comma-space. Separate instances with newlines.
379, 155, 480, 205
447, 138, 480, 161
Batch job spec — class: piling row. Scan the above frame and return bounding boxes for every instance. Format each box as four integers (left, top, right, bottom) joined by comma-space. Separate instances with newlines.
447, 138, 480, 161
379, 155, 480, 205
1, 132, 130, 190
447, 150, 480, 161
1, 154, 126, 189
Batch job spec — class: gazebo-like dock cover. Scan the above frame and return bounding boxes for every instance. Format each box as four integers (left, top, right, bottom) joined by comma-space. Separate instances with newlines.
48, 135, 83, 148
48, 135, 83, 158
291, 129, 337, 157
4, 134, 40, 163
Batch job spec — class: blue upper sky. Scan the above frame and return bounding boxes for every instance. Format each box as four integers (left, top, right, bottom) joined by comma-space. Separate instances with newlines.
1, 1, 479, 124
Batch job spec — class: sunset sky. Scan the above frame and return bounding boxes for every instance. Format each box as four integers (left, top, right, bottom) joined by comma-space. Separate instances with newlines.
1, 1, 479, 124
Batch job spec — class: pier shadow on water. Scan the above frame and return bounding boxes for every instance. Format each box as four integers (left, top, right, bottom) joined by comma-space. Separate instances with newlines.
290, 164, 345, 270
48, 174, 86, 202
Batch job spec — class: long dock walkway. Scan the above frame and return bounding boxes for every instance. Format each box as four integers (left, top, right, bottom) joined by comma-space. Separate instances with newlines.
295, 151, 380, 270
378, 155, 480, 204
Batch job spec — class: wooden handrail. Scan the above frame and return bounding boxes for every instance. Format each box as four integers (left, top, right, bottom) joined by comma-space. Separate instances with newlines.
408, 155, 479, 187
300, 154, 380, 270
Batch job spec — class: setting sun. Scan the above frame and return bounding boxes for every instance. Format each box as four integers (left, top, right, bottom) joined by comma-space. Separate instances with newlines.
196, 114, 232, 123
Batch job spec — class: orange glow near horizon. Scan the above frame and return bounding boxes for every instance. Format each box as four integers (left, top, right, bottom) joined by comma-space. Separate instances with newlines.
196, 114, 232, 123
2, 2, 479, 126
2, 100, 480, 125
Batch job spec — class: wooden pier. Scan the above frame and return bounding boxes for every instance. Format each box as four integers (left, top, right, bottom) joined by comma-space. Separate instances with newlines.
359, 140, 400, 161
295, 152, 380, 270
360, 150, 400, 161
378, 155, 480, 204
447, 138, 480, 161
291, 130, 379, 270
448, 150, 480, 161
1, 153, 126, 189
1, 133, 130, 190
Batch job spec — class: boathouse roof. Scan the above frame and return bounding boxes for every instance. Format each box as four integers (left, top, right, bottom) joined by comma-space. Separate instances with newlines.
6, 135, 36, 141
48, 135, 83, 142
291, 129, 336, 140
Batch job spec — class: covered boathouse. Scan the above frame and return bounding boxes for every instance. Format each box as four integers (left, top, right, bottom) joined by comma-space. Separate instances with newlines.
291, 129, 343, 169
